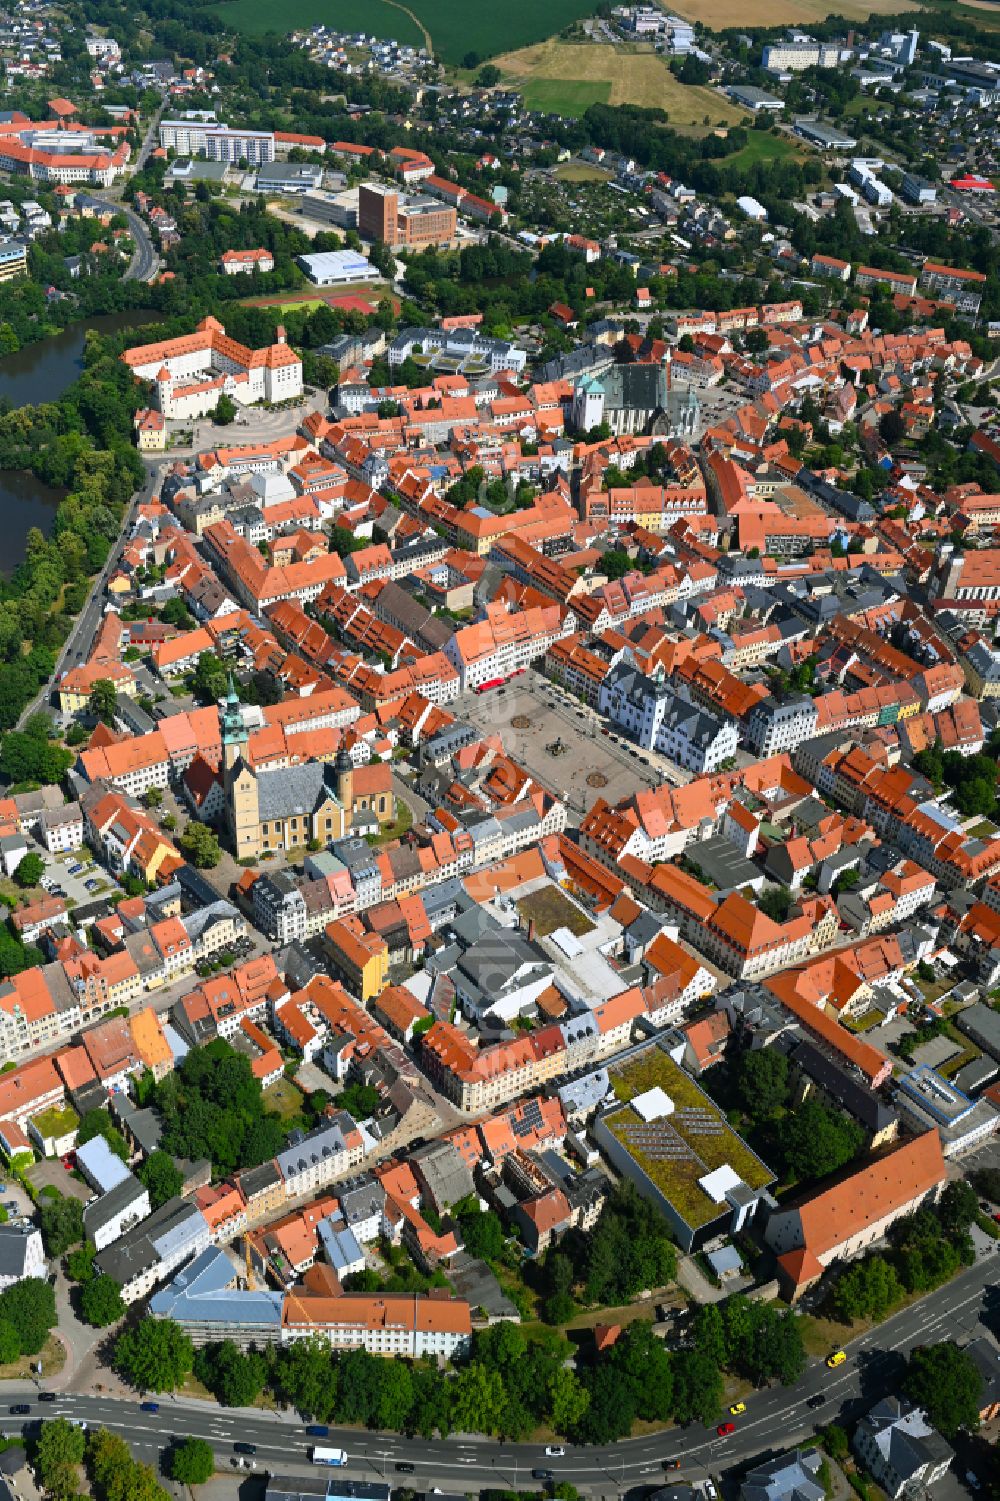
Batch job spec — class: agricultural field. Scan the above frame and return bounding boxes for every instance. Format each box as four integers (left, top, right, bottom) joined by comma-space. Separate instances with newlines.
208, 0, 598, 64
665, 0, 918, 20
496, 40, 746, 125
208, 0, 423, 48
928, 0, 1000, 26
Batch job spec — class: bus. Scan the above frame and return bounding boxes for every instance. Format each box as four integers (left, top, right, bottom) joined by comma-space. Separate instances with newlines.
311, 1448, 348, 1467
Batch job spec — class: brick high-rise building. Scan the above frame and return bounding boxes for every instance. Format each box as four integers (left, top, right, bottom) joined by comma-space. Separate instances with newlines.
358, 181, 455, 249
359, 183, 398, 245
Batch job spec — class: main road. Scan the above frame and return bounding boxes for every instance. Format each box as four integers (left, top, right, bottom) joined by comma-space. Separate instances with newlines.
86, 195, 158, 282
85, 99, 167, 283
1, 1252, 994, 1493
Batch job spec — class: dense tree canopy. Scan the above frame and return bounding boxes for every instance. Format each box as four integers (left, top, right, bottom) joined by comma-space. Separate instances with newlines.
169, 1438, 215, 1486
151, 1038, 286, 1176
39, 1194, 84, 1257
545, 1182, 678, 1309
781, 1098, 864, 1183
115, 1318, 194, 1393
80, 1276, 127, 1329
904, 1342, 982, 1438
0, 1276, 57, 1356
136, 1150, 184, 1210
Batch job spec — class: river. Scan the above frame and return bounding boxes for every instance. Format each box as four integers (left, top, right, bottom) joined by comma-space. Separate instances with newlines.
0, 310, 159, 573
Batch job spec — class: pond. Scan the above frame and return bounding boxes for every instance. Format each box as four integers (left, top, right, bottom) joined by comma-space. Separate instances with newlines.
0, 468, 68, 575
0, 310, 160, 573
0, 308, 159, 407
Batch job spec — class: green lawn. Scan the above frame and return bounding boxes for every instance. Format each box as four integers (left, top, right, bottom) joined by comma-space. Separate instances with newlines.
553, 162, 613, 183
721, 132, 802, 169
0, 1334, 66, 1382
369, 796, 414, 848
209, 0, 600, 63
521, 78, 612, 116
263, 1076, 306, 1121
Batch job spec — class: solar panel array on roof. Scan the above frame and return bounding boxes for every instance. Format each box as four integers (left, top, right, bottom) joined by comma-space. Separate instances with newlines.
512, 1098, 543, 1138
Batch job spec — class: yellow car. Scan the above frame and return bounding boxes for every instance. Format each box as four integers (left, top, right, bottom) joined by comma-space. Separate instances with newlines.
826, 1350, 847, 1369
728, 1402, 747, 1416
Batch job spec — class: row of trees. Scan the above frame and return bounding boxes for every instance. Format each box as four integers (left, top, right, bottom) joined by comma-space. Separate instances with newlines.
37, 1419, 211, 1501
114, 1286, 805, 1447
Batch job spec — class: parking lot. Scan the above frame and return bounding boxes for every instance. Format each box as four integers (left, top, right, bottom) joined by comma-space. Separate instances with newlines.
41, 848, 121, 908
453, 673, 667, 820
694, 383, 748, 438
0, 1174, 33, 1221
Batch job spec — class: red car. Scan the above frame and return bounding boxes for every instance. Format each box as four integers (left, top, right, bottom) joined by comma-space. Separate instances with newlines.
717, 1422, 735, 1437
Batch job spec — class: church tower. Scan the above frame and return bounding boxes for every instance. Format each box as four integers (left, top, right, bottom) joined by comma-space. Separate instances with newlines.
220, 678, 261, 857
335, 744, 354, 820
221, 675, 249, 772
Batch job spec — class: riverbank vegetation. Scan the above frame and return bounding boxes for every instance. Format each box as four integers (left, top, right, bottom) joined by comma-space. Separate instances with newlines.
0, 327, 144, 732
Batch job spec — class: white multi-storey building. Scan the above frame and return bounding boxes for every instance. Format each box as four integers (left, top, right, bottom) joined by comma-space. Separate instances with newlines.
159, 120, 275, 163
599, 661, 738, 774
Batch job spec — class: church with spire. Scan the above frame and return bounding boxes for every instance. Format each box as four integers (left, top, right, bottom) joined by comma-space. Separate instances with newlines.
219, 680, 394, 859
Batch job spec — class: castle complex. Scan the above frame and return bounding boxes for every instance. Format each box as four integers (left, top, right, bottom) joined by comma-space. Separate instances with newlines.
122, 316, 303, 420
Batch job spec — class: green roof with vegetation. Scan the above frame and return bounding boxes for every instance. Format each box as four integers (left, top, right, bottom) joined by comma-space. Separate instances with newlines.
31, 1105, 80, 1140
605, 1048, 774, 1230
516, 883, 596, 939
